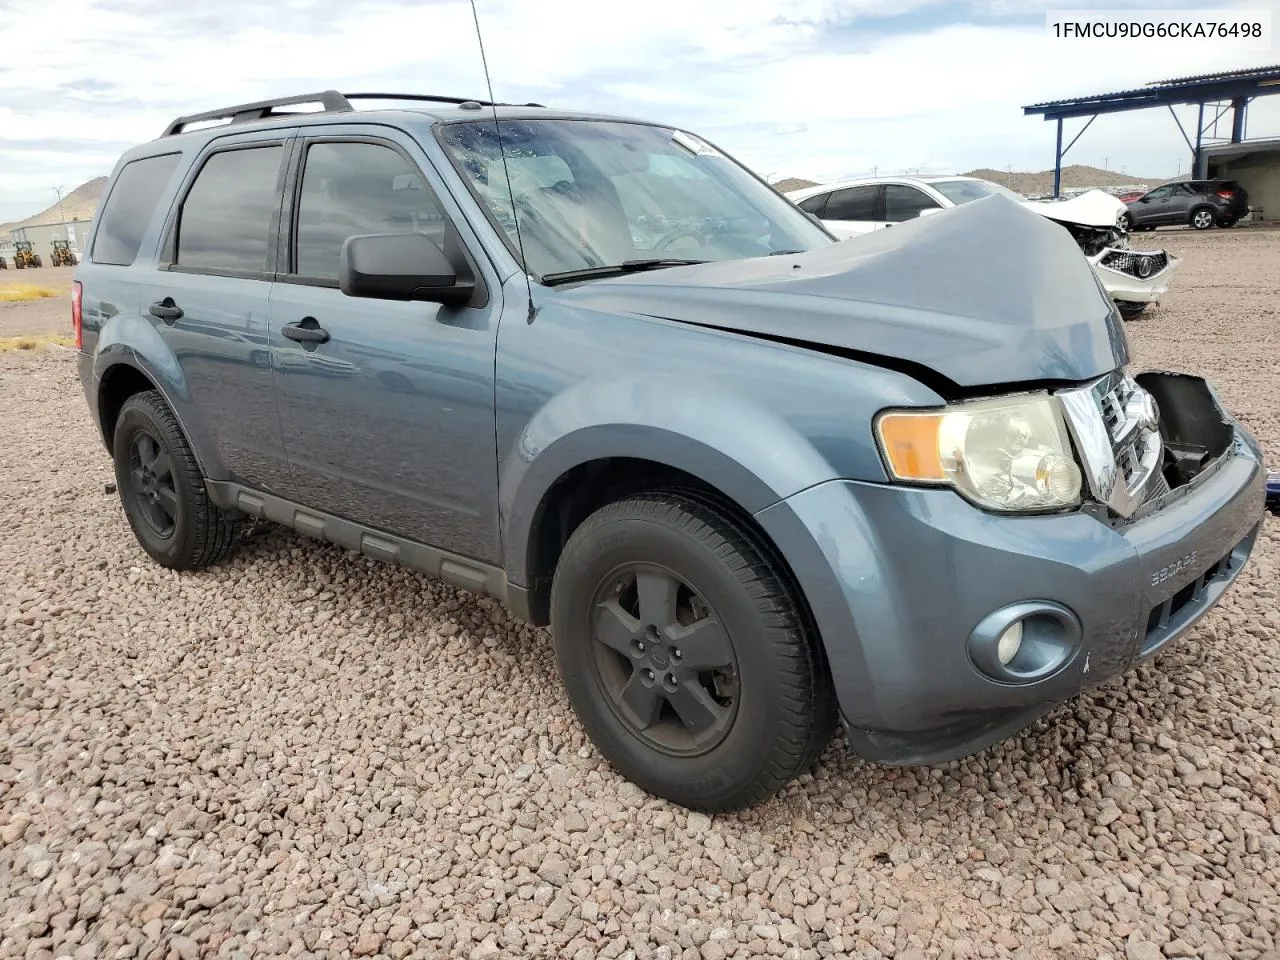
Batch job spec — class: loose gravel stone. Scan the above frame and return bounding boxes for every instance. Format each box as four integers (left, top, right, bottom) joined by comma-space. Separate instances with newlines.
2, 228, 1279, 959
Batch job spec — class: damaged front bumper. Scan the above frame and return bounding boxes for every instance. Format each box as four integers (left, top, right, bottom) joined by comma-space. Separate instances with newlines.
1090, 246, 1180, 305
757, 370, 1265, 766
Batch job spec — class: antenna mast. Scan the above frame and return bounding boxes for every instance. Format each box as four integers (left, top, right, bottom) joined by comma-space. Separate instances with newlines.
469, 0, 536, 321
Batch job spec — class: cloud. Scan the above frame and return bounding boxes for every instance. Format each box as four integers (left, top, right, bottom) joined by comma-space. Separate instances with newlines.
1, 0, 1278, 217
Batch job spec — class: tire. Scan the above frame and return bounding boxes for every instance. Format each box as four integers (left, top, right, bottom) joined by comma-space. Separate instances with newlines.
112, 390, 238, 570
1190, 206, 1215, 230
1116, 301, 1148, 321
550, 490, 837, 812
1217, 218, 1236, 229
1117, 212, 1131, 233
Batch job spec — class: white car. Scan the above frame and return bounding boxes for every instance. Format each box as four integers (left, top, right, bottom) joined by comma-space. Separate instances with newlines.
785, 175, 1178, 320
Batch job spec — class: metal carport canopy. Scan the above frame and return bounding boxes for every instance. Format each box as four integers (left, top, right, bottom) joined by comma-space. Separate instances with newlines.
1022, 64, 1280, 196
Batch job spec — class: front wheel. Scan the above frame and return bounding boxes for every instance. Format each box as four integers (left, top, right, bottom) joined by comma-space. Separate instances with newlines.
550, 491, 836, 812
1190, 206, 1215, 230
112, 390, 238, 570
1116, 301, 1148, 321
1117, 212, 1131, 233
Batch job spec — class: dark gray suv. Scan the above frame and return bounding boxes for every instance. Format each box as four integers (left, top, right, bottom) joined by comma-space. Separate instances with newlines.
1124, 179, 1250, 231
74, 91, 1266, 811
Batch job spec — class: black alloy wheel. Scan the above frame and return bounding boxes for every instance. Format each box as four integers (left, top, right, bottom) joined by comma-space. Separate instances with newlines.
112, 390, 238, 569
551, 490, 836, 812
588, 563, 739, 756
127, 429, 179, 539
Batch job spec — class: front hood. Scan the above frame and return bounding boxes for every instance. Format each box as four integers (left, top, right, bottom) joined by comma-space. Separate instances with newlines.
1021, 190, 1127, 229
558, 194, 1128, 391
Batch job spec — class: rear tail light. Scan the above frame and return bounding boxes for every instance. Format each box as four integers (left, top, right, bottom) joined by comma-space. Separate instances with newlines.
71, 281, 83, 350
1217, 190, 1235, 199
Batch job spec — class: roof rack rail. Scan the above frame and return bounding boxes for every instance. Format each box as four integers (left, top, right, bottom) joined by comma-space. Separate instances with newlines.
343, 92, 547, 108
160, 90, 549, 137
162, 90, 353, 137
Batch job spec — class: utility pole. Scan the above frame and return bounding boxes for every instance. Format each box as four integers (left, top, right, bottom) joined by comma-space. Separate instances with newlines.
54, 186, 68, 225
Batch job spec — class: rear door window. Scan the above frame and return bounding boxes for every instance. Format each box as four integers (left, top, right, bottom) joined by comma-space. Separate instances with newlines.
824, 185, 879, 221
91, 153, 183, 266
797, 193, 829, 216
883, 184, 941, 222
174, 145, 285, 274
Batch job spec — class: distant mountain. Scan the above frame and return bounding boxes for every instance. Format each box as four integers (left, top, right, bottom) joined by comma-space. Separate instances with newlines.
959, 164, 1170, 196
771, 177, 819, 193
1, 177, 108, 239
770, 164, 1176, 198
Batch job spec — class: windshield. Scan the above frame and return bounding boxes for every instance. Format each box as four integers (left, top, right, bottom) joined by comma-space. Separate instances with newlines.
930, 179, 1025, 206
435, 119, 832, 281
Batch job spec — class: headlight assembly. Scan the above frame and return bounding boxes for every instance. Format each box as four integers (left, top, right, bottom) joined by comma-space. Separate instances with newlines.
875, 393, 1083, 513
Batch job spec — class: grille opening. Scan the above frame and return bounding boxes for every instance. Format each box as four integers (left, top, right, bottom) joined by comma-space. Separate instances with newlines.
1135, 372, 1233, 492
1142, 550, 1233, 655
1101, 250, 1169, 277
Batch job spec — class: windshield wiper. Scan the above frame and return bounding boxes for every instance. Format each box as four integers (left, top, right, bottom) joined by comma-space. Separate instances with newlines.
541, 258, 708, 286
768, 249, 805, 256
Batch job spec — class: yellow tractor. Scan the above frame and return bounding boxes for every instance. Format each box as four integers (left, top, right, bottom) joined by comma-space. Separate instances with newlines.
13, 241, 42, 269
50, 240, 78, 267
0, 255, 7, 269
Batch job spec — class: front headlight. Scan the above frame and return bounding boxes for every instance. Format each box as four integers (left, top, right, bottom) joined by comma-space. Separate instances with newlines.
875, 392, 1083, 513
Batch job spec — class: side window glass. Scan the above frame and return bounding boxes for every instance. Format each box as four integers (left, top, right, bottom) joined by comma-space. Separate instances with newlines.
294, 141, 447, 281
91, 153, 183, 266
797, 194, 829, 216
883, 184, 941, 222
176, 146, 284, 273
824, 185, 878, 221
1147, 186, 1172, 200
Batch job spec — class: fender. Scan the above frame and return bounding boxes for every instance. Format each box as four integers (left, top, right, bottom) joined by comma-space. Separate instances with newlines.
500, 373, 842, 587
93, 313, 227, 480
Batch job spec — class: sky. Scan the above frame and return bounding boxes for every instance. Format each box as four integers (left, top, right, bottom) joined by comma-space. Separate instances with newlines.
1, 0, 1278, 221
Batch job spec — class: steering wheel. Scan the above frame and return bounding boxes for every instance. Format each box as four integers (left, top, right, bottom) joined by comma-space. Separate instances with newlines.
650, 227, 707, 255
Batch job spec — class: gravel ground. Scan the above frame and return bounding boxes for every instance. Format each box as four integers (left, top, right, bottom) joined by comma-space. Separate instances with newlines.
2, 229, 1279, 960
0, 266, 77, 340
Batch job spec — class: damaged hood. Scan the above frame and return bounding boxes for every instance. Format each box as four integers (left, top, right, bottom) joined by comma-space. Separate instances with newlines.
557, 194, 1129, 390
1021, 190, 1128, 229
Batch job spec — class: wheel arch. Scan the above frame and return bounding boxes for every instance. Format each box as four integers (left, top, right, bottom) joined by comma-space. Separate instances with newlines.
509, 446, 823, 628
93, 350, 222, 480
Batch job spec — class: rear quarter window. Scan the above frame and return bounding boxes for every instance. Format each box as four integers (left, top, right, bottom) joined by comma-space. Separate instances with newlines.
91, 153, 183, 266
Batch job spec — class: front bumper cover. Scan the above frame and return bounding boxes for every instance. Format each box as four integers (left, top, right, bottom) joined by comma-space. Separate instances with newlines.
1091, 246, 1180, 305
755, 384, 1265, 767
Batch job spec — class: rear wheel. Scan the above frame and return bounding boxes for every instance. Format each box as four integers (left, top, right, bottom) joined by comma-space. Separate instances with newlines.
1190, 206, 1215, 230
550, 491, 836, 812
112, 390, 238, 570
1116, 301, 1148, 321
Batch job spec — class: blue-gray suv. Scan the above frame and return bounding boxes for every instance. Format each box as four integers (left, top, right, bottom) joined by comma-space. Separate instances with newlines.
74, 91, 1267, 811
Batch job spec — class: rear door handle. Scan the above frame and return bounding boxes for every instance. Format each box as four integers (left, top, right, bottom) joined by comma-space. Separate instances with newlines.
149, 298, 183, 323
281, 317, 330, 344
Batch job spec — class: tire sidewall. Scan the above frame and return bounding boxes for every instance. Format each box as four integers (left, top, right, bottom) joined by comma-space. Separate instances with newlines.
112, 402, 190, 566
552, 511, 795, 806
1191, 207, 1214, 229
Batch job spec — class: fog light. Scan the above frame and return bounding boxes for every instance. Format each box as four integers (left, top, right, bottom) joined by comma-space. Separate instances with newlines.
996, 621, 1023, 665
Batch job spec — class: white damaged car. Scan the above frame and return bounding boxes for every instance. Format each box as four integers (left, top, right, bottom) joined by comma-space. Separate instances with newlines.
785, 175, 1178, 320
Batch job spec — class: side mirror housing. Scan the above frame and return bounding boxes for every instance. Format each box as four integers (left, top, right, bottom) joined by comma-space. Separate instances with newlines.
339, 233, 474, 306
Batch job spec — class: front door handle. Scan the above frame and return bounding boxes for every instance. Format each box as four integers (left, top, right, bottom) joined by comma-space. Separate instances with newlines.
149, 298, 183, 323
281, 317, 330, 345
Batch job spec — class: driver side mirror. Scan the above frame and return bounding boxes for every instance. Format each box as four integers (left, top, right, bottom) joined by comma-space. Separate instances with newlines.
340, 233, 475, 306
1138, 196, 1150, 202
